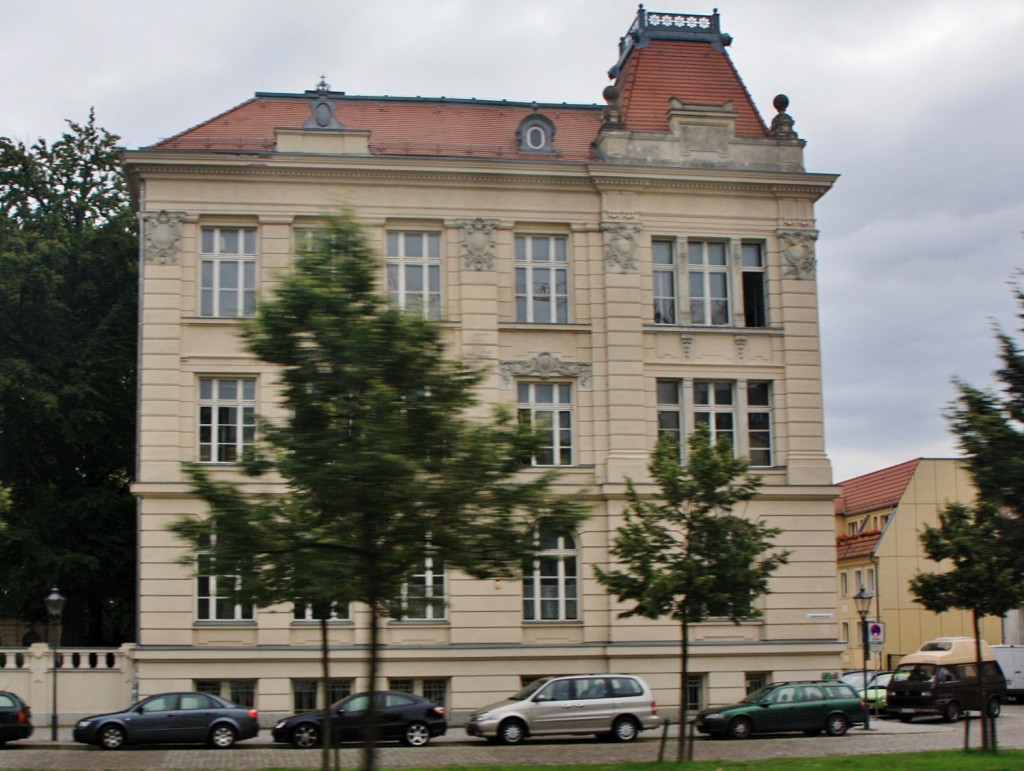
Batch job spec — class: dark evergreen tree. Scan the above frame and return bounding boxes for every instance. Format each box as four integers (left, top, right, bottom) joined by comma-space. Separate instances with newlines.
0, 113, 137, 645
910, 501, 1022, 752
595, 426, 788, 762
173, 211, 586, 771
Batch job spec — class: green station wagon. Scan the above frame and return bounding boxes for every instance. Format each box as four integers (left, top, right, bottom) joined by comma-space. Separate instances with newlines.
695, 681, 865, 739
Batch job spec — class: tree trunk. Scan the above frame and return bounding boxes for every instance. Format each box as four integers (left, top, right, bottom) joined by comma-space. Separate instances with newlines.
319, 615, 332, 771
361, 597, 381, 771
972, 611, 993, 752
676, 614, 690, 763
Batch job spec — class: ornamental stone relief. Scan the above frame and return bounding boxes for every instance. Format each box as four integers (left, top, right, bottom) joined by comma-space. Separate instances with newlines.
457, 218, 498, 270
499, 352, 593, 390
142, 210, 185, 264
602, 221, 641, 273
778, 228, 819, 279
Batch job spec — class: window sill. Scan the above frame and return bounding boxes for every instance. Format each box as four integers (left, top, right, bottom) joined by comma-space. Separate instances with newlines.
193, 620, 256, 626
499, 322, 591, 331
646, 323, 783, 334
388, 619, 449, 626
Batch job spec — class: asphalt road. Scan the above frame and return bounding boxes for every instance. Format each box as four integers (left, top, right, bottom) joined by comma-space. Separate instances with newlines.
2, 706, 1022, 768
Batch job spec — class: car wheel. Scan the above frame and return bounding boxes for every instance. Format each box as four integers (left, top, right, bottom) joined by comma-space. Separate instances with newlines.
209, 723, 237, 749
497, 718, 527, 745
898, 715, 913, 724
292, 722, 320, 749
402, 721, 431, 747
987, 697, 1002, 718
611, 716, 640, 743
942, 701, 961, 723
727, 716, 753, 740
99, 724, 126, 750
824, 713, 850, 737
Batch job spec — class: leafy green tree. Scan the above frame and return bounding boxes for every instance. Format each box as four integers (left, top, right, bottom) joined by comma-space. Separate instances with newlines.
910, 501, 1023, 752
172, 212, 587, 771
0, 113, 137, 644
595, 426, 788, 762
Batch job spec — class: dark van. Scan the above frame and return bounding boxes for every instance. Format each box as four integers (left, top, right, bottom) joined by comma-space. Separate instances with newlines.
886, 637, 1006, 723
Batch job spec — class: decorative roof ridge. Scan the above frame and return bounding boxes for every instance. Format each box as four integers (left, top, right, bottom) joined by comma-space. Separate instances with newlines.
609, 6, 733, 79
252, 91, 603, 111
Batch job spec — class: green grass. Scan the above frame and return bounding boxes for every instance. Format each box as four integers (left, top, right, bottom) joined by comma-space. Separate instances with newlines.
247, 749, 1024, 771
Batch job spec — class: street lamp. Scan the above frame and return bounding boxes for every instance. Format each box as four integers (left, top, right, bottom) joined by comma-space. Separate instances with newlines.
44, 587, 65, 742
853, 585, 874, 730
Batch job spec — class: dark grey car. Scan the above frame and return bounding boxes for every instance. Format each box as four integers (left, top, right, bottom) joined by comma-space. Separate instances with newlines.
73, 692, 259, 749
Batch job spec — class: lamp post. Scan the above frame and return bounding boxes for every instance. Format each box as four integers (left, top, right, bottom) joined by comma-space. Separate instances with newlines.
853, 585, 874, 730
45, 587, 65, 742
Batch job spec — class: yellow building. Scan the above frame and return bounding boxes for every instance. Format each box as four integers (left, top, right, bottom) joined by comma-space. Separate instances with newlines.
122, 8, 843, 722
834, 458, 1002, 672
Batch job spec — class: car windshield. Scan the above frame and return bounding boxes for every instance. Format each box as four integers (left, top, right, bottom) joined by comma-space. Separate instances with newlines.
892, 664, 935, 683
740, 686, 775, 704
510, 678, 551, 701
841, 672, 868, 690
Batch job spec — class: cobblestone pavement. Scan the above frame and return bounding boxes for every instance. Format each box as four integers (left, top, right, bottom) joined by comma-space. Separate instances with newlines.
2, 706, 1022, 768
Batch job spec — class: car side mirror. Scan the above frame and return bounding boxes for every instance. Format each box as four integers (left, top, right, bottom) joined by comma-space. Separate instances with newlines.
136, 706, 146, 714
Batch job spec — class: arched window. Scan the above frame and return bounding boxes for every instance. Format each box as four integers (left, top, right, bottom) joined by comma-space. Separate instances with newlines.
523, 526, 578, 620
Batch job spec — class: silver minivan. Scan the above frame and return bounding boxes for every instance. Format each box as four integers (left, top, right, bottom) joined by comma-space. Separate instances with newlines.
465, 674, 659, 744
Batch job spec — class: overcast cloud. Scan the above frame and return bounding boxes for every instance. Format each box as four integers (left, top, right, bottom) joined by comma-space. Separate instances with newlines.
3, 0, 1022, 483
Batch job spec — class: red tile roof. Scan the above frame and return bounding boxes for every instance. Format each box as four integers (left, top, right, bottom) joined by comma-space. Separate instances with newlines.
612, 38, 768, 137
836, 532, 883, 561
151, 96, 604, 161
147, 27, 770, 159
834, 458, 922, 517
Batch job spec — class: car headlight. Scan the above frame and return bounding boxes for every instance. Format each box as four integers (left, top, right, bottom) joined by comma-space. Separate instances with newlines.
703, 713, 723, 720
273, 720, 285, 729
921, 692, 931, 697
76, 720, 92, 728
475, 712, 490, 721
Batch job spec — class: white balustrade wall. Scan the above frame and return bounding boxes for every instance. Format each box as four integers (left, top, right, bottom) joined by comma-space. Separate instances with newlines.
0, 643, 135, 728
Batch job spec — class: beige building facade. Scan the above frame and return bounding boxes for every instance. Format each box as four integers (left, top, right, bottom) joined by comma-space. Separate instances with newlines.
834, 458, 1004, 672
123, 8, 843, 722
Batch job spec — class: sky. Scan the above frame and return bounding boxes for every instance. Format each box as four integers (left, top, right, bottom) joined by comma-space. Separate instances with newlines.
3, 0, 1023, 483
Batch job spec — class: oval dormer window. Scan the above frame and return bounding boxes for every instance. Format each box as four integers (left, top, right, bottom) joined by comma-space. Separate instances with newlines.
517, 114, 556, 154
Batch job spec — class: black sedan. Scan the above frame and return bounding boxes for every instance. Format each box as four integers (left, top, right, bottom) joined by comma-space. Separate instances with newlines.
0, 691, 33, 745
272, 691, 446, 748
73, 692, 259, 749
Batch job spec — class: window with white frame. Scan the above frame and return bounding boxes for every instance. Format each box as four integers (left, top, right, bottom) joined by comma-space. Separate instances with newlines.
394, 555, 446, 621
386, 231, 442, 320
688, 240, 729, 326
200, 227, 256, 318
517, 381, 573, 466
198, 377, 256, 463
515, 235, 569, 323
693, 380, 773, 467
656, 379, 683, 450
741, 242, 767, 327
840, 570, 849, 598
854, 569, 863, 593
866, 566, 876, 593
746, 382, 772, 467
196, 546, 253, 621
293, 600, 351, 622
694, 381, 735, 449
841, 621, 850, 644
523, 526, 579, 621
652, 239, 677, 324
